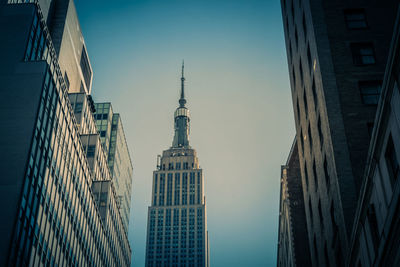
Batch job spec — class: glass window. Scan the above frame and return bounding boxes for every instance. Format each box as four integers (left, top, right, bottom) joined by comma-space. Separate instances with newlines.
359, 81, 381, 105
344, 9, 367, 29
351, 43, 376, 65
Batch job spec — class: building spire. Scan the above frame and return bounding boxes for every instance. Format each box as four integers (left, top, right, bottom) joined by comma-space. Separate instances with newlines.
172, 61, 190, 148
179, 60, 186, 107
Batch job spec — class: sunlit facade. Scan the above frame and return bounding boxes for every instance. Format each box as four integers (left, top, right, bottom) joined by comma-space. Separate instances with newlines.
145, 65, 210, 267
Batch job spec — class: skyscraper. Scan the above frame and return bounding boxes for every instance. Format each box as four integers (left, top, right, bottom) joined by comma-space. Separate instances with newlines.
0, 1, 132, 266
279, 0, 399, 265
145, 64, 210, 267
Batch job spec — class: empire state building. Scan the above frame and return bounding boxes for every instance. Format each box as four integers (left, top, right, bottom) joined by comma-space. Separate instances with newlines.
145, 64, 210, 267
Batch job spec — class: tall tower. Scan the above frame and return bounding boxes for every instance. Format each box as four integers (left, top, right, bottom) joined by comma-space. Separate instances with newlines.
145, 64, 210, 267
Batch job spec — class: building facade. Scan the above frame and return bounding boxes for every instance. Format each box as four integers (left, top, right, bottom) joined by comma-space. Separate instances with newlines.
277, 139, 311, 267
145, 65, 210, 267
280, 0, 399, 266
0, 1, 132, 266
94, 103, 134, 231
348, 8, 400, 267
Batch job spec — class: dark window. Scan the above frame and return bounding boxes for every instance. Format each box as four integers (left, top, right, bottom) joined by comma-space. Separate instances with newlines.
312, 78, 318, 110
318, 116, 323, 147
100, 131, 106, 137
385, 135, 399, 186
359, 81, 381, 105
324, 157, 330, 190
64, 71, 70, 90
292, 66, 296, 89
102, 113, 108, 120
74, 102, 83, 113
288, 42, 292, 59
303, 90, 308, 118
367, 203, 380, 251
313, 159, 318, 191
344, 9, 367, 29
80, 46, 92, 90
307, 45, 312, 72
304, 164, 309, 189
299, 59, 304, 85
295, 28, 299, 48
308, 123, 313, 148
297, 99, 301, 123
351, 43, 376, 65
300, 129, 304, 154
87, 145, 95, 157
302, 14, 307, 38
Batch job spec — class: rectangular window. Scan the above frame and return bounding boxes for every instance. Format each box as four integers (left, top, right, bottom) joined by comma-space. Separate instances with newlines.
351, 43, 375, 65
385, 135, 399, 186
87, 145, 95, 157
359, 81, 381, 105
344, 9, 367, 29
313, 160, 318, 191
80, 46, 92, 90
64, 72, 70, 90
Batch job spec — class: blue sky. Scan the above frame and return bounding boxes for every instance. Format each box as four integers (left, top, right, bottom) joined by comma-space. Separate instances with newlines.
75, 0, 294, 266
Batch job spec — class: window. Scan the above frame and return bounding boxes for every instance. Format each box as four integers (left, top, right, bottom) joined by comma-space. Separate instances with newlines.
324, 157, 330, 190
344, 9, 367, 29
64, 72, 70, 90
318, 116, 323, 147
80, 46, 92, 90
303, 90, 308, 118
292, 66, 296, 89
300, 129, 304, 154
302, 14, 307, 38
295, 28, 299, 48
308, 123, 313, 148
351, 43, 375, 65
359, 81, 381, 105
385, 135, 399, 186
304, 164, 309, 189
313, 159, 318, 191
296, 99, 301, 123
299, 59, 304, 85
87, 145, 95, 157
307, 45, 312, 72
312, 78, 318, 111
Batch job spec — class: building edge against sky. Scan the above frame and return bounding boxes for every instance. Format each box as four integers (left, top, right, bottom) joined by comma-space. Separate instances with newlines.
145, 64, 210, 267
0, 0, 133, 266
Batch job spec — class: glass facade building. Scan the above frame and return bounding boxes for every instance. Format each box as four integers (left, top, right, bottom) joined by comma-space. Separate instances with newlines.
145, 65, 210, 267
94, 103, 134, 231
0, 1, 132, 266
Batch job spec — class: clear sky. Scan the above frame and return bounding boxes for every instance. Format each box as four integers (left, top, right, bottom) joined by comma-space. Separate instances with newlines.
75, 0, 294, 266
